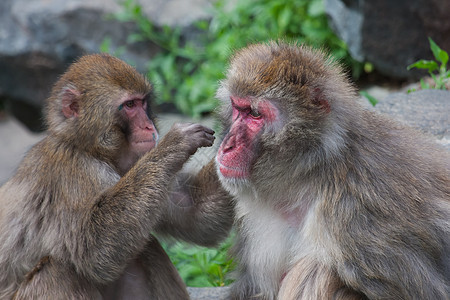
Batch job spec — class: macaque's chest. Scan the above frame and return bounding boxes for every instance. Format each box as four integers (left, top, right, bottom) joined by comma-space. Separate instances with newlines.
236, 197, 314, 282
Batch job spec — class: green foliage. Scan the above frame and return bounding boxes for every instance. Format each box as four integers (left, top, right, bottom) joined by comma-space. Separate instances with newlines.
106, 0, 362, 117
100, 37, 126, 57
359, 90, 379, 106
161, 236, 235, 287
407, 37, 450, 91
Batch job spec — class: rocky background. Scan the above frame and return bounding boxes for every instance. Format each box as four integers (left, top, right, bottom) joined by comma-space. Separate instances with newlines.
0, 0, 215, 131
0, 0, 449, 131
0, 0, 449, 297
325, 0, 450, 78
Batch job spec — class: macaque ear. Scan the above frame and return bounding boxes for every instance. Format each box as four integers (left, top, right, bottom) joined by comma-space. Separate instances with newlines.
61, 86, 81, 118
312, 87, 331, 113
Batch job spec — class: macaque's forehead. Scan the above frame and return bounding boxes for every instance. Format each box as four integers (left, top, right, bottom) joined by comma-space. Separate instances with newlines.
68, 54, 152, 95
227, 43, 317, 98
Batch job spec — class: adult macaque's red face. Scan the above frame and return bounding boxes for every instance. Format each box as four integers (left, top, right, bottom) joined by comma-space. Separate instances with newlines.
216, 96, 278, 178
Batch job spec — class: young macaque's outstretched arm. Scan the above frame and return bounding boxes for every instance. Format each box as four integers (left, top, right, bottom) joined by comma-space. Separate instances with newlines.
157, 160, 234, 247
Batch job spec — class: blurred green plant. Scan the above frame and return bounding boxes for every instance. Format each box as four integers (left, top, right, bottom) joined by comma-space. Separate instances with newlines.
359, 90, 378, 106
161, 236, 235, 287
407, 37, 449, 91
104, 0, 363, 117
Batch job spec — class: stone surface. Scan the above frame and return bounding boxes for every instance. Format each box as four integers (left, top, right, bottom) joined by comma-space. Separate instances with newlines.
325, 0, 450, 79
142, 0, 214, 27
187, 286, 230, 300
0, 0, 212, 131
374, 89, 450, 149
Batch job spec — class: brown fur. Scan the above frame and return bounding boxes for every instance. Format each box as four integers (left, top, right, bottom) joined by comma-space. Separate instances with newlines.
216, 41, 450, 299
0, 54, 233, 299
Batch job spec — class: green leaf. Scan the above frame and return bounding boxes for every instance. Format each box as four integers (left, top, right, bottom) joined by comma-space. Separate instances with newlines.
420, 78, 430, 89
132, 3, 142, 15
127, 33, 145, 43
430, 73, 445, 89
428, 37, 449, 66
308, 0, 325, 17
192, 101, 218, 116
407, 60, 438, 73
99, 37, 111, 53
277, 7, 292, 33
443, 70, 450, 78
160, 55, 176, 78
360, 91, 379, 107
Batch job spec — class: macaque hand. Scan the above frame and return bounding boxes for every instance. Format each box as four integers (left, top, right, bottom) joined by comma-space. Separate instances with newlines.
164, 123, 215, 156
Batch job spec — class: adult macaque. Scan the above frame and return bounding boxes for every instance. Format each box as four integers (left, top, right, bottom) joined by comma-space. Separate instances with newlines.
0, 54, 233, 299
215, 41, 450, 299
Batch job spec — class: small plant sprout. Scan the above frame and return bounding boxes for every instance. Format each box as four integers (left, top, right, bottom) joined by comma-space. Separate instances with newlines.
360, 90, 379, 107
407, 37, 449, 91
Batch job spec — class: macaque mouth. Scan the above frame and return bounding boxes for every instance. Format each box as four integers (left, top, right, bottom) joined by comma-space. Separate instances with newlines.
133, 133, 158, 145
217, 161, 250, 178
132, 139, 157, 152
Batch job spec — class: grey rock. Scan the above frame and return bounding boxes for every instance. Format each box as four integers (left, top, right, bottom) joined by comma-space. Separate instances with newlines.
374, 89, 450, 149
0, 0, 212, 131
142, 0, 214, 27
187, 286, 230, 300
325, 0, 450, 79
323, 0, 364, 61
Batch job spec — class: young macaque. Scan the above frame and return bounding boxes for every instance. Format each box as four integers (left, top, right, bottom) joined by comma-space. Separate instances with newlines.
0, 54, 233, 299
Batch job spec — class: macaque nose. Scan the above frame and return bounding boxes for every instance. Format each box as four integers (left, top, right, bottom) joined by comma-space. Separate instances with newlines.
221, 134, 235, 154
223, 145, 233, 153
141, 119, 155, 132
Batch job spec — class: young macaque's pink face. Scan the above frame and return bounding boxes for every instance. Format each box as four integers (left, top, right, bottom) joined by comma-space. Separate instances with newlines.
216, 96, 278, 179
118, 94, 158, 157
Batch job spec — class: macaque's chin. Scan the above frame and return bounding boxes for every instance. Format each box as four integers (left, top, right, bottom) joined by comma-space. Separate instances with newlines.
216, 162, 252, 196
132, 140, 156, 156
216, 158, 250, 179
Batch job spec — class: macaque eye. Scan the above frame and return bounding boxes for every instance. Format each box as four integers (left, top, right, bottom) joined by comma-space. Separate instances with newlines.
248, 110, 262, 119
125, 100, 135, 108
118, 100, 136, 111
